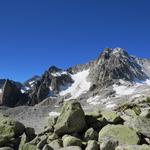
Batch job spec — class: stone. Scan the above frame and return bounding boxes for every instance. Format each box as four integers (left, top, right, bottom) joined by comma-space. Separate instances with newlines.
85, 140, 99, 150
62, 135, 82, 147
117, 103, 141, 115
124, 109, 138, 118
102, 111, 123, 123
125, 116, 150, 138
84, 128, 98, 141
99, 125, 140, 145
48, 139, 62, 150
115, 145, 150, 150
54, 101, 86, 136
0, 115, 25, 147
100, 137, 118, 150
19, 136, 28, 150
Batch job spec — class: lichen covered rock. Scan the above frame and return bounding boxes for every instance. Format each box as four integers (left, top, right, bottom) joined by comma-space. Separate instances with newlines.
99, 125, 140, 145
102, 111, 123, 123
125, 116, 150, 138
0, 114, 25, 147
62, 135, 82, 147
54, 101, 86, 136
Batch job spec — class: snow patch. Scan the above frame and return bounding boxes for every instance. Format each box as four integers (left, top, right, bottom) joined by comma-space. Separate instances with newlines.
60, 69, 91, 99
21, 86, 30, 93
29, 81, 35, 85
113, 84, 136, 96
113, 79, 150, 97
49, 112, 60, 117
87, 95, 117, 108
21, 89, 25, 93
0, 89, 2, 94
145, 79, 150, 86
51, 71, 68, 77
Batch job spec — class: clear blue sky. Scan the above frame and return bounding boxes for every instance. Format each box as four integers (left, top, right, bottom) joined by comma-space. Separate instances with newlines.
0, 0, 150, 82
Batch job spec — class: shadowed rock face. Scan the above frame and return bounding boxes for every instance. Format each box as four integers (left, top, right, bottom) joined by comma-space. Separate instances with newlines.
88, 48, 148, 89
0, 80, 23, 107
28, 66, 73, 105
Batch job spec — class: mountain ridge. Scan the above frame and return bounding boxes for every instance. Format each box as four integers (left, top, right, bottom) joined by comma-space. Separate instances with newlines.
0, 47, 150, 108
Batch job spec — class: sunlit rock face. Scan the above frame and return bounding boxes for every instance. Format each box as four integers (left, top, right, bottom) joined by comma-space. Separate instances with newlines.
88, 47, 148, 89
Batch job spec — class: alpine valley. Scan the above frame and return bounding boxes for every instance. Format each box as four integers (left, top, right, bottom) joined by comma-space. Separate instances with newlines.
0, 48, 150, 150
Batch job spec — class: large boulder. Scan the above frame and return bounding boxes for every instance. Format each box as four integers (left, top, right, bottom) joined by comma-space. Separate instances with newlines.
0, 115, 25, 147
115, 145, 150, 150
125, 116, 150, 138
54, 101, 86, 136
62, 135, 82, 147
99, 125, 140, 145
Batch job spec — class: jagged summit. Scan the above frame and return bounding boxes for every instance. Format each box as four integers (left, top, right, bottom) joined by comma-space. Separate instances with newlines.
89, 47, 148, 88
97, 47, 129, 64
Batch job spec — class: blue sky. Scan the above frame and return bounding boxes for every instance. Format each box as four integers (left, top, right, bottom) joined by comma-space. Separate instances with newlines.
0, 0, 150, 82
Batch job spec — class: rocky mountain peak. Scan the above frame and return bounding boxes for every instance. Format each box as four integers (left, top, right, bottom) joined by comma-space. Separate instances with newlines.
89, 47, 148, 89
97, 47, 129, 65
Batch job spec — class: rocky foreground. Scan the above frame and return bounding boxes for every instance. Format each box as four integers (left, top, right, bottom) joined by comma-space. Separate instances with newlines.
1, 100, 150, 150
